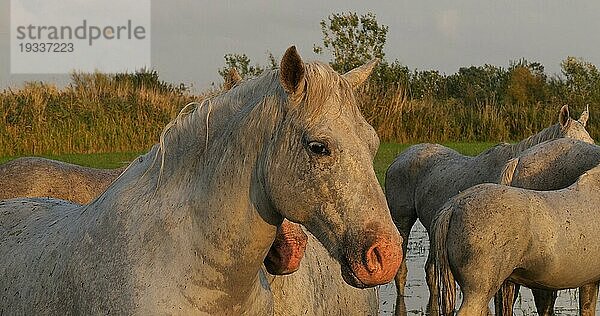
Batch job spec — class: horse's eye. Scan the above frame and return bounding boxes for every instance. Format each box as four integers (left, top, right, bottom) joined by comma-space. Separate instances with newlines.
307, 141, 330, 156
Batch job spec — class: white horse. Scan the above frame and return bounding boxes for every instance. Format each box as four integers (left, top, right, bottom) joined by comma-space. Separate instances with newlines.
434, 161, 600, 315
386, 105, 592, 314
494, 138, 600, 316
0, 46, 402, 315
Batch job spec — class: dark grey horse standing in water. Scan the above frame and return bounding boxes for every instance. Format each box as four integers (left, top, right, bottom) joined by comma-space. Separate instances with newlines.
386, 105, 593, 315
0, 46, 402, 315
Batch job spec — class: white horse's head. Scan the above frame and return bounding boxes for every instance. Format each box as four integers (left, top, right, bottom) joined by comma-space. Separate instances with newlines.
263, 47, 402, 288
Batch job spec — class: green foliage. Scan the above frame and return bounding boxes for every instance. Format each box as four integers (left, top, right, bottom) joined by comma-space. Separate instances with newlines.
218, 53, 265, 80
560, 56, 600, 107
506, 59, 547, 105
217, 51, 279, 82
314, 12, 388, 73
112, 68, 189, 94
409, 69, 447, 99
446, 65, 509, 105
356, 80, 599, 145
370, 60, 411, 88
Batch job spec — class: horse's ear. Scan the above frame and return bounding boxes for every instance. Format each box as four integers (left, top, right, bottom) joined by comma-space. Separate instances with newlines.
280, 46, 305, 95
223, 68, 242, 91
343, 59, 380, 89
559, 104, 571, 128
579, 105, 590, 127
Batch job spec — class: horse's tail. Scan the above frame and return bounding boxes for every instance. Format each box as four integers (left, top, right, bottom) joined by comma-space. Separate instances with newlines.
500, 157, 520, 186
433, 203, 457, 315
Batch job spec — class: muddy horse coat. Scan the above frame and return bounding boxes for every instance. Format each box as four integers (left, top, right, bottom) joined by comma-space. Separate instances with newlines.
0, 46, 402, 315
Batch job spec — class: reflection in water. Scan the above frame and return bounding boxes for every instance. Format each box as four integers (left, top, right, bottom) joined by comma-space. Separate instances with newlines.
378, 222, 592, 315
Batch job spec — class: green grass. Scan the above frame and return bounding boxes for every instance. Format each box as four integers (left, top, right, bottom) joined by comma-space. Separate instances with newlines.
0, 142, 497, 185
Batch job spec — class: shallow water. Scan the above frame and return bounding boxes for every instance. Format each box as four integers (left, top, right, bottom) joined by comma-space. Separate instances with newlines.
378, 221, 598, 315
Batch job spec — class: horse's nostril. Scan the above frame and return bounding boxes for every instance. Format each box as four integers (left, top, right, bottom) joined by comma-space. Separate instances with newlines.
346, 233, 403, 287
365, 244, 384, 273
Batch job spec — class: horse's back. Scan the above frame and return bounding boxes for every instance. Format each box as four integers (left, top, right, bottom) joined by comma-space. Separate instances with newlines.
443, 184, 537, 282
0, 197, 74, 232
386, 143, 457, 192
0, 157, 122, 204
511, 139, 600, 190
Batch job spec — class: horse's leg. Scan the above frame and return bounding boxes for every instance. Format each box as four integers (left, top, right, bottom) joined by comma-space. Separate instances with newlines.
579, 282, 599, 316
494, 280, 519, 316
450, 242, 515, 316
458, 288, 493, 316
531, 288, 557, 316
393, 214, 416, 316
457, 272, 508, 316
425, 250, 440, 315
394, 259, 408, 316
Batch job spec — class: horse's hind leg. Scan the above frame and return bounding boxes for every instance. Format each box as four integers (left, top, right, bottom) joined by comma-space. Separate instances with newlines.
394, 214, 416, 316
394, 260, 408, 316
531, 288, 557, 316
425, 250, 441, 315
494, 280, 520, 316
458, 288, 494, 316
578, 282, 599, 316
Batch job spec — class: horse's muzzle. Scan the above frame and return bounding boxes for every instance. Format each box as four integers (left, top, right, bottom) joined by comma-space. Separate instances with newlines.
342, 227, 403, 288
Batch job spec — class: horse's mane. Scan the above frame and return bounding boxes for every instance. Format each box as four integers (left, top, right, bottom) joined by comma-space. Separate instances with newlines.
510, 123, 563, 154
500, 157, 520, 186
145, 61, 356, 188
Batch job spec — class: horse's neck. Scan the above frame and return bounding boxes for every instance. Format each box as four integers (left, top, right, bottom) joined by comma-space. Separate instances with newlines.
87, 97, 281, 309
507, 124, 561, 155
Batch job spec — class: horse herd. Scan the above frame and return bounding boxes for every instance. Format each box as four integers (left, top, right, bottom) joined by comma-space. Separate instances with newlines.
0, 46, 599, 315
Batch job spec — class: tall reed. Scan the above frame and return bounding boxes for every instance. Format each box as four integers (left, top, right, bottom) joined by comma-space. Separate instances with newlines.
0, 74, 596, 157
356, 82, 598, 144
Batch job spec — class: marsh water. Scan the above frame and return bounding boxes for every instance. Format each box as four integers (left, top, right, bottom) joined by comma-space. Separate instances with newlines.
378, 221, 597, 315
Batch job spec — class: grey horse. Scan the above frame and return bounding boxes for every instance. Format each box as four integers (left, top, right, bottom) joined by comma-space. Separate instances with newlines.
385, 105, 592, 314
0, 46, 402, 315
225, 69, 380, 315
433, 160, 600, 315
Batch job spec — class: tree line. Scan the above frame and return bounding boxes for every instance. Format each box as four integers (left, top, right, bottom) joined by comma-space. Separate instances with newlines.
219, 12, 600, 110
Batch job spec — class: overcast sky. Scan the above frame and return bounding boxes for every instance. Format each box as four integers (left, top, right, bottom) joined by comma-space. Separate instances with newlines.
1, 0, 600, 91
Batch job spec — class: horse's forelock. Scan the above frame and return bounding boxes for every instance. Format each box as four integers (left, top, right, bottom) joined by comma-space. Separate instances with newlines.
286, 62, 359, 127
